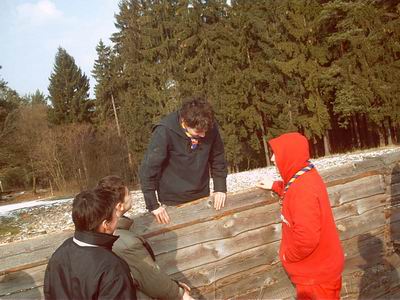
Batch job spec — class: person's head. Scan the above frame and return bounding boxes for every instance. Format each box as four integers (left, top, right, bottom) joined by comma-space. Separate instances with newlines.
268, 132, 310, 183
72, 188, 120, 234
97, 175, 132, 216
179, 96, 214, 138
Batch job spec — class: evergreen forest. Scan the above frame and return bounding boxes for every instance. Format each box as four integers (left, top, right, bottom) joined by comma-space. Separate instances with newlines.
1, 0, 399, 193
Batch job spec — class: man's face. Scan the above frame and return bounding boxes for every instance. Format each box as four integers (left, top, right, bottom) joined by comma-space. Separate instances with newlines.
104, 209, 119, 234
122, 187, 133, 213
186, 126, 207, 138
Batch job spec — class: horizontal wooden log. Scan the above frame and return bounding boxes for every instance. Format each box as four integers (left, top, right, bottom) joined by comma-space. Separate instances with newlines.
336, 205, 386, 241
341, 251, 400, 299
327, 175, 386, 207
156, 223, 282, 274
148, 203, 281, 255
332, 193, 387, 221
0, 231, 72, 276
200, 263, 293, 300
133, 188, 276, 238
171, 241, 281, 286
0, 265, 45, 298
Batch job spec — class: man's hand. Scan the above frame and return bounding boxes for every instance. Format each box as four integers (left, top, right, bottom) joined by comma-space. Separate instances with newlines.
178, 282, 191, 292
182, 289, 195, 300
213, 192, 226, 210
256, 177, 274, 190
151, 206, 170, 224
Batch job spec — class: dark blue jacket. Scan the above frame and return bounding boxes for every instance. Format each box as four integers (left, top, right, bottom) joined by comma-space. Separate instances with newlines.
44, 231, 137, 300
139, 111, 227, 211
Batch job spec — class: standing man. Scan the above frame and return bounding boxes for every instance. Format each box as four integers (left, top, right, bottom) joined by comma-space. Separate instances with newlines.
140, 96, 228, 224
257, 132, 344, 300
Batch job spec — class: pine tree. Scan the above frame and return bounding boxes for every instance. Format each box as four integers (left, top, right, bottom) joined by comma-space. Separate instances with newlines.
92, 39, 120, 129
48, 47, 92, 124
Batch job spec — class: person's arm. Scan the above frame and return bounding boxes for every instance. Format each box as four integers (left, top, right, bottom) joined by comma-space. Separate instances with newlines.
256, 178, 284, 197
98, 265, 137, 300
139, 126, 169, 211
272, 180, 284, 196
282, 189, 321, 263
209, 125, 228, 210
113, 231, 184, 300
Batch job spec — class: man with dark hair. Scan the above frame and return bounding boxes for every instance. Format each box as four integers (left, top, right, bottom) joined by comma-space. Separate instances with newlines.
44, 188, 137, 299
97, 175, 193, 300
140, 96, 228, 224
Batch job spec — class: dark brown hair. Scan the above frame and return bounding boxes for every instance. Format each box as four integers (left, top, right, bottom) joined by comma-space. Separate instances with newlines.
72, 188, 119, 232
97, 175, 126, 203
179, 96, 214, 131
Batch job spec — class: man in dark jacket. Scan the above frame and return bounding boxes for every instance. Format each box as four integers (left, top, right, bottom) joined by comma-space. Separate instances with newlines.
43, 188, 137, 300
97, 175, 194, 300
140, 97, 228, 224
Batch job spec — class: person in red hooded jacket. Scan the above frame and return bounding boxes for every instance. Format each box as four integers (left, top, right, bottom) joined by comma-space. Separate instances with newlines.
257, 132, 344, 300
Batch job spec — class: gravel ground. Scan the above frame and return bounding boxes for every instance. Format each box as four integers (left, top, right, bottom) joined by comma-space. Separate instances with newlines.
0, 146, 399, 245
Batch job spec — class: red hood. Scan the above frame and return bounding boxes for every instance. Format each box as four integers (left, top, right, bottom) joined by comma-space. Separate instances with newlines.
268, 132, 310, 184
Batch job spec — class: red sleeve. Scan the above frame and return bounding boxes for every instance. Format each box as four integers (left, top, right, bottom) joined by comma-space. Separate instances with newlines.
283, 189, 321, 263
272, 181, 285, 197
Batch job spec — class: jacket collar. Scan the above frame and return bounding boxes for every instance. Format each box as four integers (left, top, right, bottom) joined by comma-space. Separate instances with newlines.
74, 231, 119, 250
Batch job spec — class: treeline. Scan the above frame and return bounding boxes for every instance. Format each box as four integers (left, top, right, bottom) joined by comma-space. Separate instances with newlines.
1, 0, 399, 193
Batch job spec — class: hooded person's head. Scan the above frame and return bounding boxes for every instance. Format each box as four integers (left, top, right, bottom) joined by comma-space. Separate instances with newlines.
268, 132, 310, 184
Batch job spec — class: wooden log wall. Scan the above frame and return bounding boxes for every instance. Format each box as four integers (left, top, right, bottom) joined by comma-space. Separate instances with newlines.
1, 151, 400, 299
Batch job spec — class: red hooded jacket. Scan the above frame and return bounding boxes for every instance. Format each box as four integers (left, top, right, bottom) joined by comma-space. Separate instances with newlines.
269, 132, 344, 285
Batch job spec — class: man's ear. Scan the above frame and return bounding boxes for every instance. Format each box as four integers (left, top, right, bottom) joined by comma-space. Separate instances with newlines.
115, 202, 124, 217
98, 219, 109, 233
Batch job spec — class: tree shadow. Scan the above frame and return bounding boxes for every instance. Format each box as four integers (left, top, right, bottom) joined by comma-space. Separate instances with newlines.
0, 271, 41, 299
358, 233, 399, 299
390, 162, 400, 254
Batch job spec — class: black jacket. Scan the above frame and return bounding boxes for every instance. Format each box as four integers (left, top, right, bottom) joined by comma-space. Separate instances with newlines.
140, 111, 227, 211
44, 231, 137, 300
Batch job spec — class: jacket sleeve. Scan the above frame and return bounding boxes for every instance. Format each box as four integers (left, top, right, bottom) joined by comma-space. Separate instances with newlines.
139, 126, 169, 211
98, 264, 137, 300
113, 230, 183, 300
283, 189, 321, 263
272, 181, 284, 197
209, 125, 228, 192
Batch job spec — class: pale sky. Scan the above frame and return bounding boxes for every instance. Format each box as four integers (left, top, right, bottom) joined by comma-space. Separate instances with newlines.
0, 0, 120, 97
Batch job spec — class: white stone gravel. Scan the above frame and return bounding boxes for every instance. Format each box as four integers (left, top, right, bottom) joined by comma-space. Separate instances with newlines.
0, 146, 399, 244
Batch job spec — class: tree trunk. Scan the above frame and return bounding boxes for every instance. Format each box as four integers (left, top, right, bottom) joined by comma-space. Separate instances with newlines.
80, 149, 89, 188
378, 125, 386, 147
352, 116, 361, 149
323, 130, 331, 156
387, 118, 393, 145
111, 93, 121, 137
30, 158, 36, 194
362, 115, 370, 147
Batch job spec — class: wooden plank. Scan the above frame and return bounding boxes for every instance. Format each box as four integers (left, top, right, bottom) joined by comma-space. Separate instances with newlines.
320, 157, 386, 184
332, 193, 387, 221
336, 206, 386, 241
340, 226, 385, 259
148, 203, 281, 255
200, 263, 293, 300
155, 223, 282, 274
171, 242, 281, 287
327, 175, 386, 207
0, 231, 73, 275
1, 287, 43, 300
0, 265, 45, 298
133, 188, 276, 238
341, 252, 400, 300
